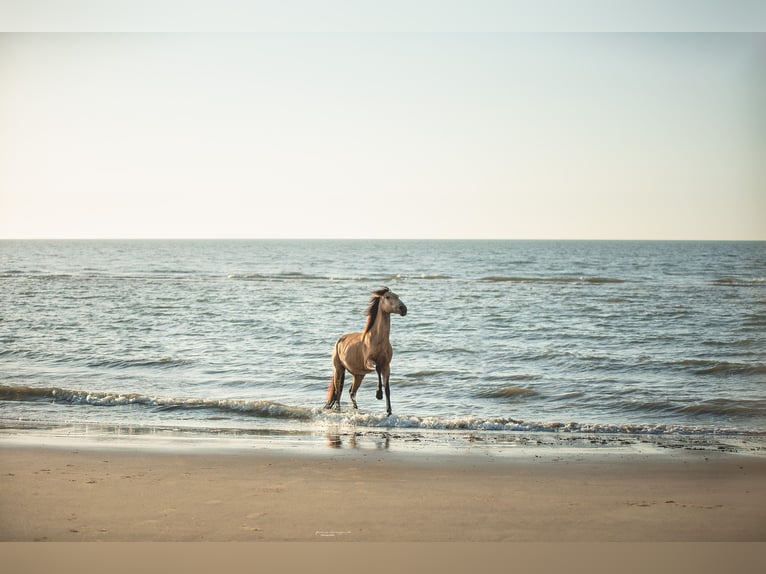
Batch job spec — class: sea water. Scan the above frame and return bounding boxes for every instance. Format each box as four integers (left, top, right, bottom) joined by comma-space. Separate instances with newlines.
1, 240, 764, 451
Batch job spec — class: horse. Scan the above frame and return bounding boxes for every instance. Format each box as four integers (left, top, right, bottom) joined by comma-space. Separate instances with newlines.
324, 287, 407, 416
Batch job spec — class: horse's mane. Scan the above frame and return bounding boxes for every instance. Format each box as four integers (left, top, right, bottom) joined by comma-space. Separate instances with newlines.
363, 287, 390, 335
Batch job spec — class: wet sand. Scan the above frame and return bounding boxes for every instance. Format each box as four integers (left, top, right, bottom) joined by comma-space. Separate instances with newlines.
1, 444, 764, 542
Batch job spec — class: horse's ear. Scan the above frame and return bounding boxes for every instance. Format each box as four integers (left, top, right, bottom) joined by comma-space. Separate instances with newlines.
371, 286, 390, 296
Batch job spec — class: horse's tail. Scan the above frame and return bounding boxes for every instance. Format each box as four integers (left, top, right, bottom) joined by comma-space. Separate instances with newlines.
324, 338, 342, 409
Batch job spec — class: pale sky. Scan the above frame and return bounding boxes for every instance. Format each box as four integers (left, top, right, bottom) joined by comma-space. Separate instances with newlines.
1, 30, 765, 239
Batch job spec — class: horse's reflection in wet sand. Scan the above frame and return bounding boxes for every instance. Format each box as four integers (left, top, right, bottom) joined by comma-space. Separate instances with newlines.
324, 287, 407, 416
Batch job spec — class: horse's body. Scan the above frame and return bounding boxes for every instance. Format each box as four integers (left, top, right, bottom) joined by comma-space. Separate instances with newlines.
324, 287, 407, 416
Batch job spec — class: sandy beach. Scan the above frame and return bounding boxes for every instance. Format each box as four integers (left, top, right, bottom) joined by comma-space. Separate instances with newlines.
1, 444, 764, 542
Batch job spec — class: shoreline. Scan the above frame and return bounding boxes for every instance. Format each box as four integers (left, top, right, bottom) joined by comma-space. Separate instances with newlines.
2, 441, 764, 542
2, 419, 764, 457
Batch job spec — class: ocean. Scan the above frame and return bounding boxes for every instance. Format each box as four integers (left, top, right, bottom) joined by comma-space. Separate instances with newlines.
1, 240, 764, 453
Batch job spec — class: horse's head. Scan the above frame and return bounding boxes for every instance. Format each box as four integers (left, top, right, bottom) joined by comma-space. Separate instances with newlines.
374, 287, 407, 316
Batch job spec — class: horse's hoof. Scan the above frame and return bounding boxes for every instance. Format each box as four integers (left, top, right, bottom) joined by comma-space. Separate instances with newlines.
376, 390, 383, 400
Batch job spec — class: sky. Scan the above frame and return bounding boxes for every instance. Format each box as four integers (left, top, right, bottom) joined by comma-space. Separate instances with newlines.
1, 29, 764, 239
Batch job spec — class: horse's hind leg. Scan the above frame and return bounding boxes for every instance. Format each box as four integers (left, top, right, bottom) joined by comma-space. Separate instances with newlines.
324, 376, 337, 409
349, 374, 365, 409
324, 366, 345, 410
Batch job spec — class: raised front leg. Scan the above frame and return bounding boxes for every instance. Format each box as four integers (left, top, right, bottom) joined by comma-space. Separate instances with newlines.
375, 366, 384, 401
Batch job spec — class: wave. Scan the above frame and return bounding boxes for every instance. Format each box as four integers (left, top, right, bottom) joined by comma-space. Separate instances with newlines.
617, 400, 680, 414
2, 384, 764, 436
0, 272, 231, 285
321, 411, 762, 436
3, 269, 634, 286
618, 397, 766, 418
679, 399, 766, 417
681, 360, 766, 376
702, 338, 759, 349
1, 270, 331, 283
1, 270, 457, 284
85, 357, 194, 370
711, 277, 765, 287
0, 350, 195, 371
227, 272, 327, 282
382, 273, 452, 282
481, 276, 625, 284
0, 272, 81, 280
404, 370, 460, 379
475, 386, 539, 400
227, 272, 453, 283
0, 385, 314, 420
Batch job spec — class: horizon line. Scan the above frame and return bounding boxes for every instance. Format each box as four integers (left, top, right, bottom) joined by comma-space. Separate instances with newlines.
2, 237, 764, 242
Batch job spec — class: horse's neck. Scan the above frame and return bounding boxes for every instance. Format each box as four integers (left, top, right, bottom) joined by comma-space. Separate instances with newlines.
366, 310, 391, 345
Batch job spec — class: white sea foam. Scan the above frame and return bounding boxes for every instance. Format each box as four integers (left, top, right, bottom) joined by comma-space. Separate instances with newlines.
314, 407, 756, 436
2, 384, 760, 438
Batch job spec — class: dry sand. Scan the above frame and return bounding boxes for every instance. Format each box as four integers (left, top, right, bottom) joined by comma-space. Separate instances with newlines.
1, 444, 764, 542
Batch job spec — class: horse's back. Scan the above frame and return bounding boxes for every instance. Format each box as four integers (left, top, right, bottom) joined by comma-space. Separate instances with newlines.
335, 331, 362, 352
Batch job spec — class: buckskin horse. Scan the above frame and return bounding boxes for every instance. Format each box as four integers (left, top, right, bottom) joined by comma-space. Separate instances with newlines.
324, 287, 407, 416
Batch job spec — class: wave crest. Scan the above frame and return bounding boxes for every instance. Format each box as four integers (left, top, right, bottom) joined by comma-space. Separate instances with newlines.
481, 276, 625, 284
0, 384, 314, 420
711, 277, 765, 287
2, 384, 764, 436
